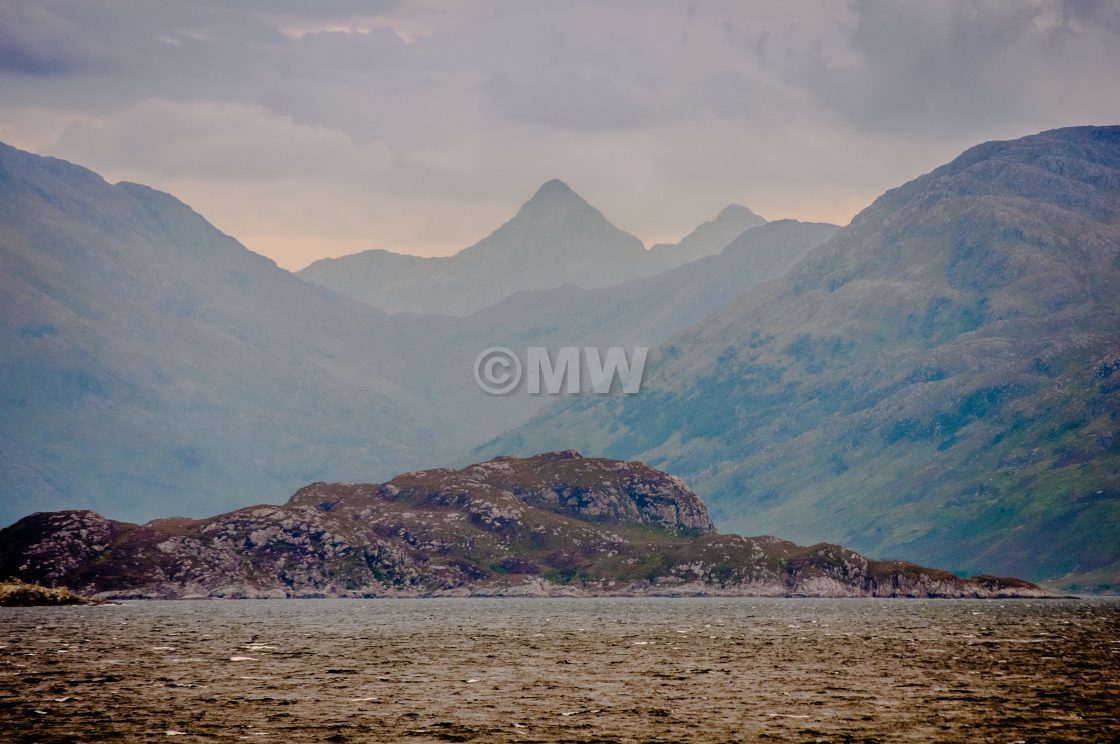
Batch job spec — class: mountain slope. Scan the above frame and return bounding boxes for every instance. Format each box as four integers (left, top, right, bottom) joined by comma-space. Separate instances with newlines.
0, 142, 446, 525
473, 126, 1120, 589
0, 452, 1044, 599
409, 219, 837, 447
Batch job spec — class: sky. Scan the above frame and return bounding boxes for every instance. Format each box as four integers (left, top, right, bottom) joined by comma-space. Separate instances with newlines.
1, 1, 1119, 270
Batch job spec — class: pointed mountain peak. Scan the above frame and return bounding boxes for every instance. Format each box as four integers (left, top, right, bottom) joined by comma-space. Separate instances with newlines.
522, 179, 592, 212
502, 179, 607, 229
716, 204, 763, 222
456, 176, 643, 271
533, 178, 577, 198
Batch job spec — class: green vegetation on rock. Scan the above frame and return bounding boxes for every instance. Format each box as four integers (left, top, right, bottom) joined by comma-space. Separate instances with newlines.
0, 453, 1046, 599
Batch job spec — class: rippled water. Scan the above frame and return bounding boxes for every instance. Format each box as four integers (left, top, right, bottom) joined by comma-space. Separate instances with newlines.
1, 598, 1118, 742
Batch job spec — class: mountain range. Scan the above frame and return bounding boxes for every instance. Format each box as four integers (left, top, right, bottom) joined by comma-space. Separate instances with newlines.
475, 126, 1120, 589
0, 142, 817, 526
1, 126, 1117, 591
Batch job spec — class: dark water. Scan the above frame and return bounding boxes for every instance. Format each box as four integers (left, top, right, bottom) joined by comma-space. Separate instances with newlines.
1, 598, 1118, 742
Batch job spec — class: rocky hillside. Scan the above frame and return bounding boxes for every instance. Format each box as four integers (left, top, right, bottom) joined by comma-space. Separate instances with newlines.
0, 453, 1045, 599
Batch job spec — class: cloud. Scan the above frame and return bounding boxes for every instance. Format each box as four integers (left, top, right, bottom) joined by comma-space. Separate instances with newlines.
0, 2, 108, 75
191, 0, 398, 18
43, 98, 400, 269
798, 0, 1120, 136
0, 0, 1118, 269
55, 98, 393, 183
480, 71, 652, 131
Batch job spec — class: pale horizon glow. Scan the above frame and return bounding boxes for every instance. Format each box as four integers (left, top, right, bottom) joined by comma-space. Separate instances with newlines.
1, 1, 1118, 269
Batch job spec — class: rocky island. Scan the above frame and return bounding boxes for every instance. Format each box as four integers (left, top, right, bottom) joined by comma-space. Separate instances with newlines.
0, 578, 102, 606
0, 452, 1046, 599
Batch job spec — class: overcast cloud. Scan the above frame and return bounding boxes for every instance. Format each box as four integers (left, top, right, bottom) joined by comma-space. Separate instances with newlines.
1, 0, 1118, 268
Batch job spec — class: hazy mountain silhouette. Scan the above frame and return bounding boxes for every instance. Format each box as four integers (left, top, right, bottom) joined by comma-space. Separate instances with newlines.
0, 142, 448, 525
298, 181, 768, 316
414, 219, 837, 448
473, 126, 1120, 589
0, 144, 823, 526
648, 204, 766, 271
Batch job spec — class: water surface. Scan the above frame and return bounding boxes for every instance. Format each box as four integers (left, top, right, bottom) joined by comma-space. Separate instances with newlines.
2, 598, 1118, 742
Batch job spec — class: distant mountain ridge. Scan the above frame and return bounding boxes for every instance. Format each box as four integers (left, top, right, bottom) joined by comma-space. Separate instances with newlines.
0, 453, 1045, 599
648, 203, 766, 269
299, 181, 767, 316
413, 218, 838, 450
473, 126, 1120, 590
0, 141, 826, 526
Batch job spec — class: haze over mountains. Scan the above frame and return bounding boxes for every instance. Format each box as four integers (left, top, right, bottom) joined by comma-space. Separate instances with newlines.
413, 218, 837, 440
299, 180, 765, 316
0, 142, 818, 527
2, 126, 1118, 590
476, 126, 1120, 588
648, 204, 767, 268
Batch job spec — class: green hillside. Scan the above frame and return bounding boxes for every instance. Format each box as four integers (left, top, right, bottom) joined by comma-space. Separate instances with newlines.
474, 126, 1120, 590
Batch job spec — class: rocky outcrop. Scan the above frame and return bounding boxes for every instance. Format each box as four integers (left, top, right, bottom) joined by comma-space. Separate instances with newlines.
0, 578, 102, 606
0, 453, 1048, 599
290, 450, 716, 534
